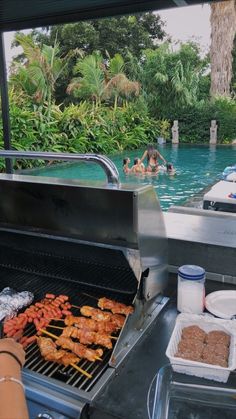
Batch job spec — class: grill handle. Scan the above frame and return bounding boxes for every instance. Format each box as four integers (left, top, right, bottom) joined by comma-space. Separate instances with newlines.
0, 150, 120, 186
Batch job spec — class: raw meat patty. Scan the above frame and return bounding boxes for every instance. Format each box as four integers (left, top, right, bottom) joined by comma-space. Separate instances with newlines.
181, 326, 206, 342
206, 330, 230, 346
178, 338, 204, 354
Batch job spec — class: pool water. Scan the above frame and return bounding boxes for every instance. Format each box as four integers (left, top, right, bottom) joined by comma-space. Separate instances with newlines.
30, 145, 236, 211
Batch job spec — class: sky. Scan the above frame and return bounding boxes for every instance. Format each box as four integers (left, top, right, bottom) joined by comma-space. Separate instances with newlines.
3, 4, 211, 69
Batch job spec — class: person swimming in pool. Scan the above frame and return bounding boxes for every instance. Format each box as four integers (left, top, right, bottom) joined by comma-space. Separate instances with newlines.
131, 158, 145, 174
123, 157, 131, 174
140, 144, 166, 174
166, 162, 176, 176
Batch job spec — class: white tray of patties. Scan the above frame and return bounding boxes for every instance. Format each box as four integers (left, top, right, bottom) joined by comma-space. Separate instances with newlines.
166, 313, 236, 383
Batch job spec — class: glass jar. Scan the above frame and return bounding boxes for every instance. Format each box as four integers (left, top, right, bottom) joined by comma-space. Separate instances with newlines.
177, 265, 205, 314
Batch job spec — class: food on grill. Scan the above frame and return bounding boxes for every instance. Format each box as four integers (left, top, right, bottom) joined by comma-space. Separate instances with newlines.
0, 287, 34, 321
4, 293, 72, 347
174, 325, 230, 368
98, 297, 134, 316
61, 326, 113, 349
206, 330, 231, 346
65, 316, 118, 333
56, 336, 103, 362
80, 306, 125, 328
181, 325, 206, 342
38, 337, 80, 366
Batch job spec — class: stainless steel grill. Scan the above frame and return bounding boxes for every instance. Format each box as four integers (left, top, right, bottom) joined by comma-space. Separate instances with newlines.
0, 155, 168, 417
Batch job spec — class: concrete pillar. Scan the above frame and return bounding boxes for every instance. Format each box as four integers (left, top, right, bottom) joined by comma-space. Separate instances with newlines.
171, 120, 179, 144
210, 120, 217, 144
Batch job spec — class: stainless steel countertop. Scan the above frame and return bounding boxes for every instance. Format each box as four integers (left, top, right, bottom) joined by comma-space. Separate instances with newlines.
90, 276, 236, 419
164, 212, 236, 247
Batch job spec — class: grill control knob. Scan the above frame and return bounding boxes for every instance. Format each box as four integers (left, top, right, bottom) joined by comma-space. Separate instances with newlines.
36, 413, 54, 419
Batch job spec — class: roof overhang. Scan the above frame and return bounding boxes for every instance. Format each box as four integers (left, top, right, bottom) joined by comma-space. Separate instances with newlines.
0, 0, 213, 32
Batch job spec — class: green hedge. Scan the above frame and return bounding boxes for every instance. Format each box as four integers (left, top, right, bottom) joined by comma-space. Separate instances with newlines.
0, 100, 170, 170
168, 97, 236, 144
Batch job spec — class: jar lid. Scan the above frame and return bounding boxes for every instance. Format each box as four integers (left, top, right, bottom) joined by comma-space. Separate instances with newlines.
178, 265, 205, 280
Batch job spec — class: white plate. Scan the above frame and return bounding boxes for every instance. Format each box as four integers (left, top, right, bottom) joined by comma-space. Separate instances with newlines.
205, 290, 236, 319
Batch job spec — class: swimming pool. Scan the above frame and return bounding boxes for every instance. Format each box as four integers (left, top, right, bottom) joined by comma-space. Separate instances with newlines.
29, 145, 236, 211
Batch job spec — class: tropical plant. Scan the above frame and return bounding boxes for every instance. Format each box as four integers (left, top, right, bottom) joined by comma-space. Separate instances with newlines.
68, 52, 140, 108
10, 33, 79, 117
141, 42, 209, 117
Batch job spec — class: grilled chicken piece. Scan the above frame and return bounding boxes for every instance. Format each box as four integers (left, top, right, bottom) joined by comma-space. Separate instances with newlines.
56, 336, 103, 362
65, 316, 118, 333
98, 297, 134, 316
80, 306, 125, 328
61, 326, 113, 349
38, 337, 80, 365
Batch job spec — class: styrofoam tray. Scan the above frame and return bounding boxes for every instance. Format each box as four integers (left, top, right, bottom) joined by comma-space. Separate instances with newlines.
166, 313, 236, 383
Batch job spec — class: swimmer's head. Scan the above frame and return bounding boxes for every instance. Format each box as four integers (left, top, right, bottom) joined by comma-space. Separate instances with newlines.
134, 158, 140, 165
123, 157, 130, 165
167, 163, 173, 171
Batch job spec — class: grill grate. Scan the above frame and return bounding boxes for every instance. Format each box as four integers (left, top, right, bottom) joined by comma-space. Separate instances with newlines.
0, 239, 137, 295
0, 266, 135, 391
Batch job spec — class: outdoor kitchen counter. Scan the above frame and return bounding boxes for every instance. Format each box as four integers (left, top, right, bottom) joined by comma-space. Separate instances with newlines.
90, 276, 236, 419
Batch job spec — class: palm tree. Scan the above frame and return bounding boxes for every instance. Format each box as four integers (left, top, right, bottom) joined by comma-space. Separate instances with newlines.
67, 52, 105, 107
210, 0, 236, 97
11, 33, 78, 117
68, 52, 140, 108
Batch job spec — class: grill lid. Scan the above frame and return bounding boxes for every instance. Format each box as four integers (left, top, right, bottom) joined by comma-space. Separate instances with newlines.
0, 172, 167, 300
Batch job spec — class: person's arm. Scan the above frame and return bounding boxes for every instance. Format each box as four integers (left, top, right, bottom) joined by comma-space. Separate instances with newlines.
139, 150, 147, 163
157, 151, 166, 164
0, 339, 29, 419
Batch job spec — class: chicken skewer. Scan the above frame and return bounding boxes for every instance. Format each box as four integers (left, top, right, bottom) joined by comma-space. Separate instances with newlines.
64, 315, 119, 333
48, 324, 118, 340
80, 306, 125, 328
82, 293, 134, 316
40, 329, 103, 362
37, 336, 92, 379
56, 336, 103, 362
60, 326, 113, 349
98, 297, 133, 316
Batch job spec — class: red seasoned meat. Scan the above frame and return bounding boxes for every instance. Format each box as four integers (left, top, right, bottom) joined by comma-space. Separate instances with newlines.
181, 326, 206, 342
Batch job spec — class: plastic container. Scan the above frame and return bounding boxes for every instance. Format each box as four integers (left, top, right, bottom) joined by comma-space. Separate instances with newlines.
147, 364, 236, 419
177, 265, 205, 314
166, 313, 236, 383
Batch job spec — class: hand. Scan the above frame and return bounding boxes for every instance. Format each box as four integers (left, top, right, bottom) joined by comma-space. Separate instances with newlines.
0, 338, 25, 366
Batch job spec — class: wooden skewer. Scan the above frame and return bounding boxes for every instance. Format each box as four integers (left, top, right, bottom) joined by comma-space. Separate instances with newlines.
40, 329, 59, 340
47, 325, 64, 330
40, 329, 102, 362
70, 363, 92, 378
47, 324, 118, 339
71, 304, 81, 310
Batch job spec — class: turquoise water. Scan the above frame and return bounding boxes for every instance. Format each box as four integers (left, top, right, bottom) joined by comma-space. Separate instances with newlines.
29, 145, 236, 211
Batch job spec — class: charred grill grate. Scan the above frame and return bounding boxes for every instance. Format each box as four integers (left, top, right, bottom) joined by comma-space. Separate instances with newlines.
0, 265, 135, 391
0, 235, 137, 295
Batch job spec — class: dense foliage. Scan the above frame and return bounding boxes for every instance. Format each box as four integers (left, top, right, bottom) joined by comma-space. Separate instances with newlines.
2, 11, 236, 173
27, 13, 165, 104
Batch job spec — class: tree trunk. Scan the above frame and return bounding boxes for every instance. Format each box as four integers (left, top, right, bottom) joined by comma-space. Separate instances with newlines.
210, 0, 236, 97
